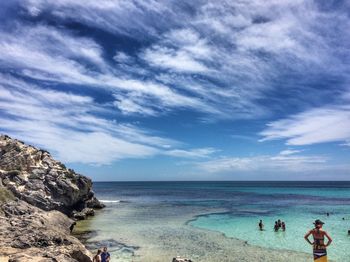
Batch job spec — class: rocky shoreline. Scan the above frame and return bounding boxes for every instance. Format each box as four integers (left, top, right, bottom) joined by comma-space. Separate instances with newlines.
0, 135, 104, 261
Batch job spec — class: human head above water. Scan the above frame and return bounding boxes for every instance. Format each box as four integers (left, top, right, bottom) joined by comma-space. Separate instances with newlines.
314, 219, 324, 228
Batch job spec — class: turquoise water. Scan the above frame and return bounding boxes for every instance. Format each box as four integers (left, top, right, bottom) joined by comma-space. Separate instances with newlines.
89, 181, 350, 261
189, 184, 350, 261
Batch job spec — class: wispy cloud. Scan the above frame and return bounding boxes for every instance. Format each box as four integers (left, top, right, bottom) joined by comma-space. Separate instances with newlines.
7, 0, 348, 119
260, 105, 350, 146
196, 152, 328, 174
0, 23, 222, 117
141, 29, 212, 73
22, 0, 175, 37
164, 148, 217, 159
0, 74, 212, 164
0, 0, 349, 176
279, 149, 302, 156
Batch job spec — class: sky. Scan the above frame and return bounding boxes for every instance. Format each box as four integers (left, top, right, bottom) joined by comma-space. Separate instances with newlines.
0, 0, 349, 181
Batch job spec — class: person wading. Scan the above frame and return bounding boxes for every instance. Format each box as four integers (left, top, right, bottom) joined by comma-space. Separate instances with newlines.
101, 246, 111, 262
304, 219, 332, 262
93, 249, 102, 262
258, 220, 264, 231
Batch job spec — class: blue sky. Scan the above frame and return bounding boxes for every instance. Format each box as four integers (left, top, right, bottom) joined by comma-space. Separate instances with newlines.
0, 0, 349, 181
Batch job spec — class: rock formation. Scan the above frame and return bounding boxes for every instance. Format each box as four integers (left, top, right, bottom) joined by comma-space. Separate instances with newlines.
0, 135, 104, 261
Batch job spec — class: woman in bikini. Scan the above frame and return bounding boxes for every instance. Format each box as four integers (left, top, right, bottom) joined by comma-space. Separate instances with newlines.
93, 249, 102, 262
304, 219, 332, 262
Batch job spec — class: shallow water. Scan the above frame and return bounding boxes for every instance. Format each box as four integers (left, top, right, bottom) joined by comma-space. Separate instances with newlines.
77, 181, 350, 261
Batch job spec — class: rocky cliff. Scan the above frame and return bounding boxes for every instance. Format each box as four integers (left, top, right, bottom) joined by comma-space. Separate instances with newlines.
0, 135, 104, 261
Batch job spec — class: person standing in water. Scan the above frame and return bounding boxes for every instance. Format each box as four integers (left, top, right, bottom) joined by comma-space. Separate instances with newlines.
277, 219, 282, 228
258, 220, 264, 231
304, 219, 332, 262
93, 249, 102, 262
281, 222, 286, 231
101, 247, 110, 262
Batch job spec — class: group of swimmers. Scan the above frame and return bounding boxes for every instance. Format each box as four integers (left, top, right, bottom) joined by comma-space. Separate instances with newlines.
274, 219, 286, 231
93, 247, 110, 262
258, 219, 285, 231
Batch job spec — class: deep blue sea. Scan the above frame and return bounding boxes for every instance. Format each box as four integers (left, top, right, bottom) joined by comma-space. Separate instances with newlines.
89, 181, 350, 261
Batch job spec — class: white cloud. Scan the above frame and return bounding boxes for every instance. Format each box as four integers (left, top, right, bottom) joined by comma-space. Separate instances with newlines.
0, 0, 349, 173
142, 46, 210, 73
197, 153, 328, 174
260, 106, 350, 146
114, 95, 158, 116
279, 149, 302, 156
12, 0, 348, 120
0, 75, 214, 164
141, 29, 213, 73
164, 148, 216, 158
113, 51, 133, 64
1, 0, 348, 120
0, 24, 219, 117
23, 0, 173, 37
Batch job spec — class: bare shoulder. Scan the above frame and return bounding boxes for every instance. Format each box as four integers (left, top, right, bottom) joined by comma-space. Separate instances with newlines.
318, 229, 328, 235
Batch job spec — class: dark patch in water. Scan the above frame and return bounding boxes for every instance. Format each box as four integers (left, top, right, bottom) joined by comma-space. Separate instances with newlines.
73, 230, 99, 243
74, 229, 139, 256
84, 238, 139, 255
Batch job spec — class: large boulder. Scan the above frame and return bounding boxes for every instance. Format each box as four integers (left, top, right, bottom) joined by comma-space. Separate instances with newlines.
0, 199, 92, 262
0, 135, 104, 215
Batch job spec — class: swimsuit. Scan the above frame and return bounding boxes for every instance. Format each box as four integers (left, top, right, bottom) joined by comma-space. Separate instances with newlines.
313, 229, 327, 262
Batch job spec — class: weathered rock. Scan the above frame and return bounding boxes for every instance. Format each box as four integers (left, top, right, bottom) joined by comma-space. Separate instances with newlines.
0, 200, 92, 261
86, 196, 105, 209
0, 135, 105, 261
0, 135, 105, 214
72, 208, 95, 220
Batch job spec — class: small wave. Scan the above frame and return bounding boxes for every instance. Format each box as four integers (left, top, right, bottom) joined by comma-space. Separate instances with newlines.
100, 200, 121, 203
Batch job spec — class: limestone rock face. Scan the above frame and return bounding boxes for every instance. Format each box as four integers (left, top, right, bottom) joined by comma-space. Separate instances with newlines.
0, 135, 104, 214
0, 199, 92, 262
0, 135, 105, 261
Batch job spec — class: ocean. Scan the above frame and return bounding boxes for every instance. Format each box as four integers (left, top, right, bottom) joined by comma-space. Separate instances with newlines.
75, 181, 350, 261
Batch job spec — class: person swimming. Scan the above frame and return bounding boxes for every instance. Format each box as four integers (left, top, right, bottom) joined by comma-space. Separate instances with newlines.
304, 219, 332, 261
274, 221, 279, 232
258, 220, 264, 231
277, 219, 282, 228
282, 221, 286, 231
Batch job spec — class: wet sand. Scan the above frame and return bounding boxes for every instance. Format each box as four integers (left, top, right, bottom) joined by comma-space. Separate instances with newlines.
74, 202, 315, 262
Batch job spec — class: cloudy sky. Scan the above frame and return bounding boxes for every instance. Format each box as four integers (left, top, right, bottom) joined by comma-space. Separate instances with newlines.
0, 0, 349, 181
